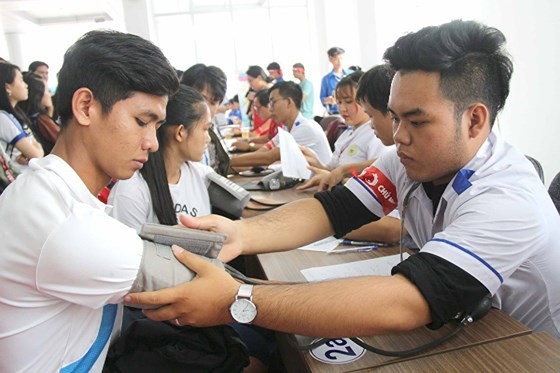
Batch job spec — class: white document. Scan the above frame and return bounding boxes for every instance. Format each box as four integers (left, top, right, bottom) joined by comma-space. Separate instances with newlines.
301, 253, 410, 282
278, 128, 312, 179
297, 236, 342, 252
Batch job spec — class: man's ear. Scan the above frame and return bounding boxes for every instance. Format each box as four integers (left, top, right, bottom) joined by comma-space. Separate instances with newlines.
465, 103, 489, 139
71, 88, 96, 127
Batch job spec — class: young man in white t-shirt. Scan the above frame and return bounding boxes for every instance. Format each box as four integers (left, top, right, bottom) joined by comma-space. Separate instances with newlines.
0, 31, 186, 372
230, 81, 332, 169
126, 20, 560, 340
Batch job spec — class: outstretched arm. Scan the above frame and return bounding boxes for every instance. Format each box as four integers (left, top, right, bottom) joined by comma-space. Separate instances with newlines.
230, 147, 280, 167
182, 197, 334, 262
125, 248, 431, 337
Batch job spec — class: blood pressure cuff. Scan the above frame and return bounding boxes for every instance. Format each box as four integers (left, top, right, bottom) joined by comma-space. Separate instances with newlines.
125, 226, 226, 309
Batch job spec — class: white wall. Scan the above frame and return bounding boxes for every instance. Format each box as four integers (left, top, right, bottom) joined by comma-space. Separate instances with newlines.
3, 0, 559, 184
368, 0, 560, 185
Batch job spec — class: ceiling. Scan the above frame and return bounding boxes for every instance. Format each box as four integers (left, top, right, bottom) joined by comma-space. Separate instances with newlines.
0, 0, 119, 34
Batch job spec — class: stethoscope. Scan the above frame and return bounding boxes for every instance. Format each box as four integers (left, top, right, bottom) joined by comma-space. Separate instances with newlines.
399, 182, 421, 262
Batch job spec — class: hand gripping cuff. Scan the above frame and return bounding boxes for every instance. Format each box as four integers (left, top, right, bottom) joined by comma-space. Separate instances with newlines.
125, 224, 226, 309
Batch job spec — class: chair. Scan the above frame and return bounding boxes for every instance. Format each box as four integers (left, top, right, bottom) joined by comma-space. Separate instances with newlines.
324, 117, 347, 151
315, 115, 341, 131
548, 172, 560, 214
525, 155, 545, 184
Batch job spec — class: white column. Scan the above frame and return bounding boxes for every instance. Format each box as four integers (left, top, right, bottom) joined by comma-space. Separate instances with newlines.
121, 0, 155, 42
4, 32, 25, 67
356, 0, 379, 69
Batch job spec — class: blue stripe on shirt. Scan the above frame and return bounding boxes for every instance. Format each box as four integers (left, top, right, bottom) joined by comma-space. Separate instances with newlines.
60, 304, 117, 373
430, 237, 503, 283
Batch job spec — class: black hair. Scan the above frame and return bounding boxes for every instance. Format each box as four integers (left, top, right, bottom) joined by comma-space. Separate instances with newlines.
383, 19, 513, 127
28, 61, 48, 72
230, 94, 239, 104
335, 71, 364, 100
19, 72, 46, 116
56, 30, 179, 127
356, 64, 396, 115
267, 62, 281, 71
0, 63, 30, 127
246, 65, 270, 83
292, 62, 305, 70
327, 47, 345, 57
269, 81, 302, 110
254, 89, 270, 107
140, 85, 208, 225
180, 63, 227, 103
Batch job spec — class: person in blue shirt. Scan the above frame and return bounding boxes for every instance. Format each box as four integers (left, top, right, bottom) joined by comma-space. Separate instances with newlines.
320, 47, 351, 114
266, 62, 284, 83
226, 95, 242, 125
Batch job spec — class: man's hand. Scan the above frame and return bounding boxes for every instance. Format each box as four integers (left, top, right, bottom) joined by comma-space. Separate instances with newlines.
124, 246, 239, 327
179, 214, 243, 263
323, 96, 336, 106
321, 165, 351, 191
299, 146, 326, 170
232, 140, 250, 152
296, 166, 331, 191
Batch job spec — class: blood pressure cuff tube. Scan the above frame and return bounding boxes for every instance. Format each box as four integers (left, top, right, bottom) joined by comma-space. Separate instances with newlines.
124, 239, 225, 310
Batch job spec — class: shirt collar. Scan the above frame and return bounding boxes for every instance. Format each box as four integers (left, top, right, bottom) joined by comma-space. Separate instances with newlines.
29, 154, 109, 212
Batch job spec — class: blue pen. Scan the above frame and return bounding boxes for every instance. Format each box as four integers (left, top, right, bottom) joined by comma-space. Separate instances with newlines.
329, 245, 378, 254
341, 240, 389, 247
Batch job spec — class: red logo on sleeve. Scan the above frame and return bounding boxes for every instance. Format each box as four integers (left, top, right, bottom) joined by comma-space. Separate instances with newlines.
357, 166, 398, 215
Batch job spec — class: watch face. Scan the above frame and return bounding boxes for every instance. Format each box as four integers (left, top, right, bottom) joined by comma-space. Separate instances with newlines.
230, 298, 257, 323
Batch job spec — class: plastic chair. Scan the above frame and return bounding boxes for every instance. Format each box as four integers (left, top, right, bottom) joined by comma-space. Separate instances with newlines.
525, 155, 545, 184
324, 117, 347, 151
548, 172, 560, 214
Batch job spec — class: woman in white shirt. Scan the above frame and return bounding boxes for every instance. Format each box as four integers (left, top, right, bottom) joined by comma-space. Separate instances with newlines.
109, 85, 213, 231
0, 63, 44, 173
299, 71, 388, 190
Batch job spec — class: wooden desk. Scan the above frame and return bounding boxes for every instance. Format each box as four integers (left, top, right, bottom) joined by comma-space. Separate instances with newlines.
233, 180, 535, 372
371, 332, 560, 372
256, 248, 531, 372
231, 174, 314, 218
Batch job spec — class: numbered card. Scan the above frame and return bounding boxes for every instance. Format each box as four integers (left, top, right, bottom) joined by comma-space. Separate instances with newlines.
309, 338, 366, 365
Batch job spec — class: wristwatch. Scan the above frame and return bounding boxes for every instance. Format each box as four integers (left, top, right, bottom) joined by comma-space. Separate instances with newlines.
230, 284, 257, 324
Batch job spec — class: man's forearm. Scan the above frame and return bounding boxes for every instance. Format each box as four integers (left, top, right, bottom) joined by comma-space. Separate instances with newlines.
237, 198, 334, 255
251, 274, 431, 337
230, 147, 279, 167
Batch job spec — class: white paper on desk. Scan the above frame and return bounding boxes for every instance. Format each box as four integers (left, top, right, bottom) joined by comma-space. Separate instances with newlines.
301, 253, 410, 282
278, 128, 312, 179
297, 236, 342, 252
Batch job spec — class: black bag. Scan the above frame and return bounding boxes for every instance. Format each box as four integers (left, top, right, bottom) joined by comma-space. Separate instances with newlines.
103, 319, 250, 373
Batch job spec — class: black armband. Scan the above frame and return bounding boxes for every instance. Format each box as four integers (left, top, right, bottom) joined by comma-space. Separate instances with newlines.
314, 185, 379, 238
392, 252, 490, 329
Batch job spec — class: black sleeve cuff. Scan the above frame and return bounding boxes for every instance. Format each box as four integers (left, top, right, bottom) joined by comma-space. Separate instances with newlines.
392, 252, 490, 329
314, 185, 379, 238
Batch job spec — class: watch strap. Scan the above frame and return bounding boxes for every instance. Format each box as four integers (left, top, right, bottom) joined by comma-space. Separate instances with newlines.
237, 284, 253, 300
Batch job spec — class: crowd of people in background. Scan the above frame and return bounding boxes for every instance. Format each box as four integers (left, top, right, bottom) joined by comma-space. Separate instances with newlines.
1, 43, 374, 190
1, 19, 559, 373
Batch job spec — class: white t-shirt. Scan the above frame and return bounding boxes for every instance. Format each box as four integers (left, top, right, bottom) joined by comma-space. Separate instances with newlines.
0, 110, 30, 173
345, 132, 560, 338
0, 155, 143, 372
109, 161, 213, 232
265, 112, 332, 165
326, 121, 388, 169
